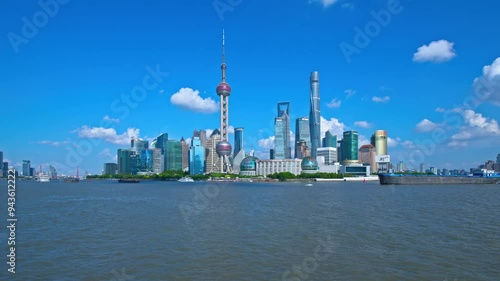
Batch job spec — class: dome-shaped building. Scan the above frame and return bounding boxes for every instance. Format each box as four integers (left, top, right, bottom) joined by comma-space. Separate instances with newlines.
239, 156, 259, 176
301, 156, 318, 174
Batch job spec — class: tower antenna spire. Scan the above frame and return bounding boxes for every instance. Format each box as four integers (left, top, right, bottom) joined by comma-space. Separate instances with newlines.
221, 28, 226, 82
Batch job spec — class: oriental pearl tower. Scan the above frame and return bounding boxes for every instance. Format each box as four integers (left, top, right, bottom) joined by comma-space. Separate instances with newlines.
215, 29, 233, 173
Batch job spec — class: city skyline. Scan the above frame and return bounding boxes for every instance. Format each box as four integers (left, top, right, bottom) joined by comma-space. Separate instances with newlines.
1, 0, 500, 174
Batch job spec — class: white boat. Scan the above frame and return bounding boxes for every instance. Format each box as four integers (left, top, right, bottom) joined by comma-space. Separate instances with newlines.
37, 173, 50, 182
178, 176, 194, 182
305, 183, 313, 187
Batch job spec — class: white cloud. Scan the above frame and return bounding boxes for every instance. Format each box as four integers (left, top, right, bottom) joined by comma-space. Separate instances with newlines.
170, 87, 218, 113
435, 107, 446, 113
372, 96, 390, 103
413, 40, 456, 63
473, 57, 500, 106
75, 126, 140, 145
326, 98, 342, 108
103, 115, 119, 123
341, 3, 354, 9
354, 121, 372, 128
401, 140, 415, 148
345, 89, 356, 99
358, 135, 369, 148
37, 140, 70, 147
387, 137, 400, 148
321, 116, 346, 138
449, 109, 500, 146
309, 0, 338, 8
415, 119, 440, 132
99, 148, 112, 157
228, 126, 235, 134
258, 136, 275, 149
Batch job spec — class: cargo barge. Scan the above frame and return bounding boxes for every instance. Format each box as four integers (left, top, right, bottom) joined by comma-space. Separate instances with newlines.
379, 169, 500, 185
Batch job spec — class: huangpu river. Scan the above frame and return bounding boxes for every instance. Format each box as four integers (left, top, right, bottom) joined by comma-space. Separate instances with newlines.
1, 179, 499, 280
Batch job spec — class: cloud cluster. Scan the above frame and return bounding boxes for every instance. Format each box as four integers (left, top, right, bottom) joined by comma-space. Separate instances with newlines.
75, 126, 140, 145
170, 88, 218, 113
413, 40, 456, 63
372, 96, 390, 103
473, 57, 500, 106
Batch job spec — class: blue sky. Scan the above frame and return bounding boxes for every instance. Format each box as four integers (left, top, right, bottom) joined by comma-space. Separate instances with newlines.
1, 0, 500, 174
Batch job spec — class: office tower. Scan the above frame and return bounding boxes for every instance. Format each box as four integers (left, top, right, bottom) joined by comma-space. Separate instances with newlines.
337, 140, 343, 163
131, 137, 148, 152
151, 148, 163, 173
274, 102, 291, 159
22, 160, 31, 176
342, 131, 359, 164
49, 165, 57, 179
0, 151, 2, 176
420, 163, 424, 173
180, 137, 189, 171
309, 71, 321, 158
317, 147, 337, 165
199, 130, 207, 148
166, 140, 182, 171
215, 29, 233, 173
205, 129, 221, 173
2, 162, 8, 177
234, 127, 244, 157
295, 117, 311, 158
322, 131, 337, 148
104, 163, 118, 175
140, 149, 153, 172
497, 153, 500, 164
371, 130, 388, 156
189, 137, 205, 175
117, 149, 132, 174
358, 144, 376, 173
154, 133, 169, 172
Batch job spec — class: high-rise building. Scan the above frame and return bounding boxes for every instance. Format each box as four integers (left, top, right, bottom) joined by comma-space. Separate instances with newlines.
49, 165, 57, 179
104, 163, 118, 175
295, 117, 311, 158
270, 149, 275, 160
140, 149, 153, 172
152, 148, 163, 174
165, 140, 182, 171
215, 29, 233, 173
189, 137, 205, 175
234, 127, 244, 157
199, 130, 207, 148
309, 71, 321, 158
22, 160, 31, 176
322, 131, 337, 148
342, 131, 359, 165
30, 167, 35, 177
358, 144, 376, 173
117, 149, 132, 174
0, 151, 3, 177
371, 130, 388, 156
154, 133, 169, 172
274, 102, 291, 159
337, 140, 343, 163
497, 153, 500, 164
205, 129, 221, 173
317, 147, 337, 165
2, 162, 8, 177
131, 137, 149, 152
180, 137, 189, 172
420, 163, 424, 173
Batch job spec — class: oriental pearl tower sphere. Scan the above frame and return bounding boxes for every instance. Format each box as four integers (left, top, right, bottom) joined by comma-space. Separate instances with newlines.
215, 29, 232, 173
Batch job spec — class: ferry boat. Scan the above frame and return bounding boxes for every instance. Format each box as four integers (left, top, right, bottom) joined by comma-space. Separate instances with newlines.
379, 169, 500, 185
178, 176, 194, 182
36, 173, 50, 182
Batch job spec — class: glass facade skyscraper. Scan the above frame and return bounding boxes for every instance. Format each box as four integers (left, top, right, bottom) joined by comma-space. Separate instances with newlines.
342, 131, 359, 164
322, 131, 336, 148
234, 127, 244, 156
189, 137, 205, 175
22, 160, 31, 176
309, 71, 321, 158
274, 102, 291, 159
155, 133, 169, 172
295, 117, 311, 159
371, 130, 388, 156
166, 140, 182, 171
117, 149, 132, 174
496, 153, 500, 164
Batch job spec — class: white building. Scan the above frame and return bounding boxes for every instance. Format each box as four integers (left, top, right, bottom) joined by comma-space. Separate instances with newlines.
340, 163, 371, 176
317, 147, 337, 165
256, 159, 302, 177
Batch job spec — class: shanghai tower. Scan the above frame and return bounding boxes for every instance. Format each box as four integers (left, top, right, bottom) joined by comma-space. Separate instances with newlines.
309, 71, 321, 158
